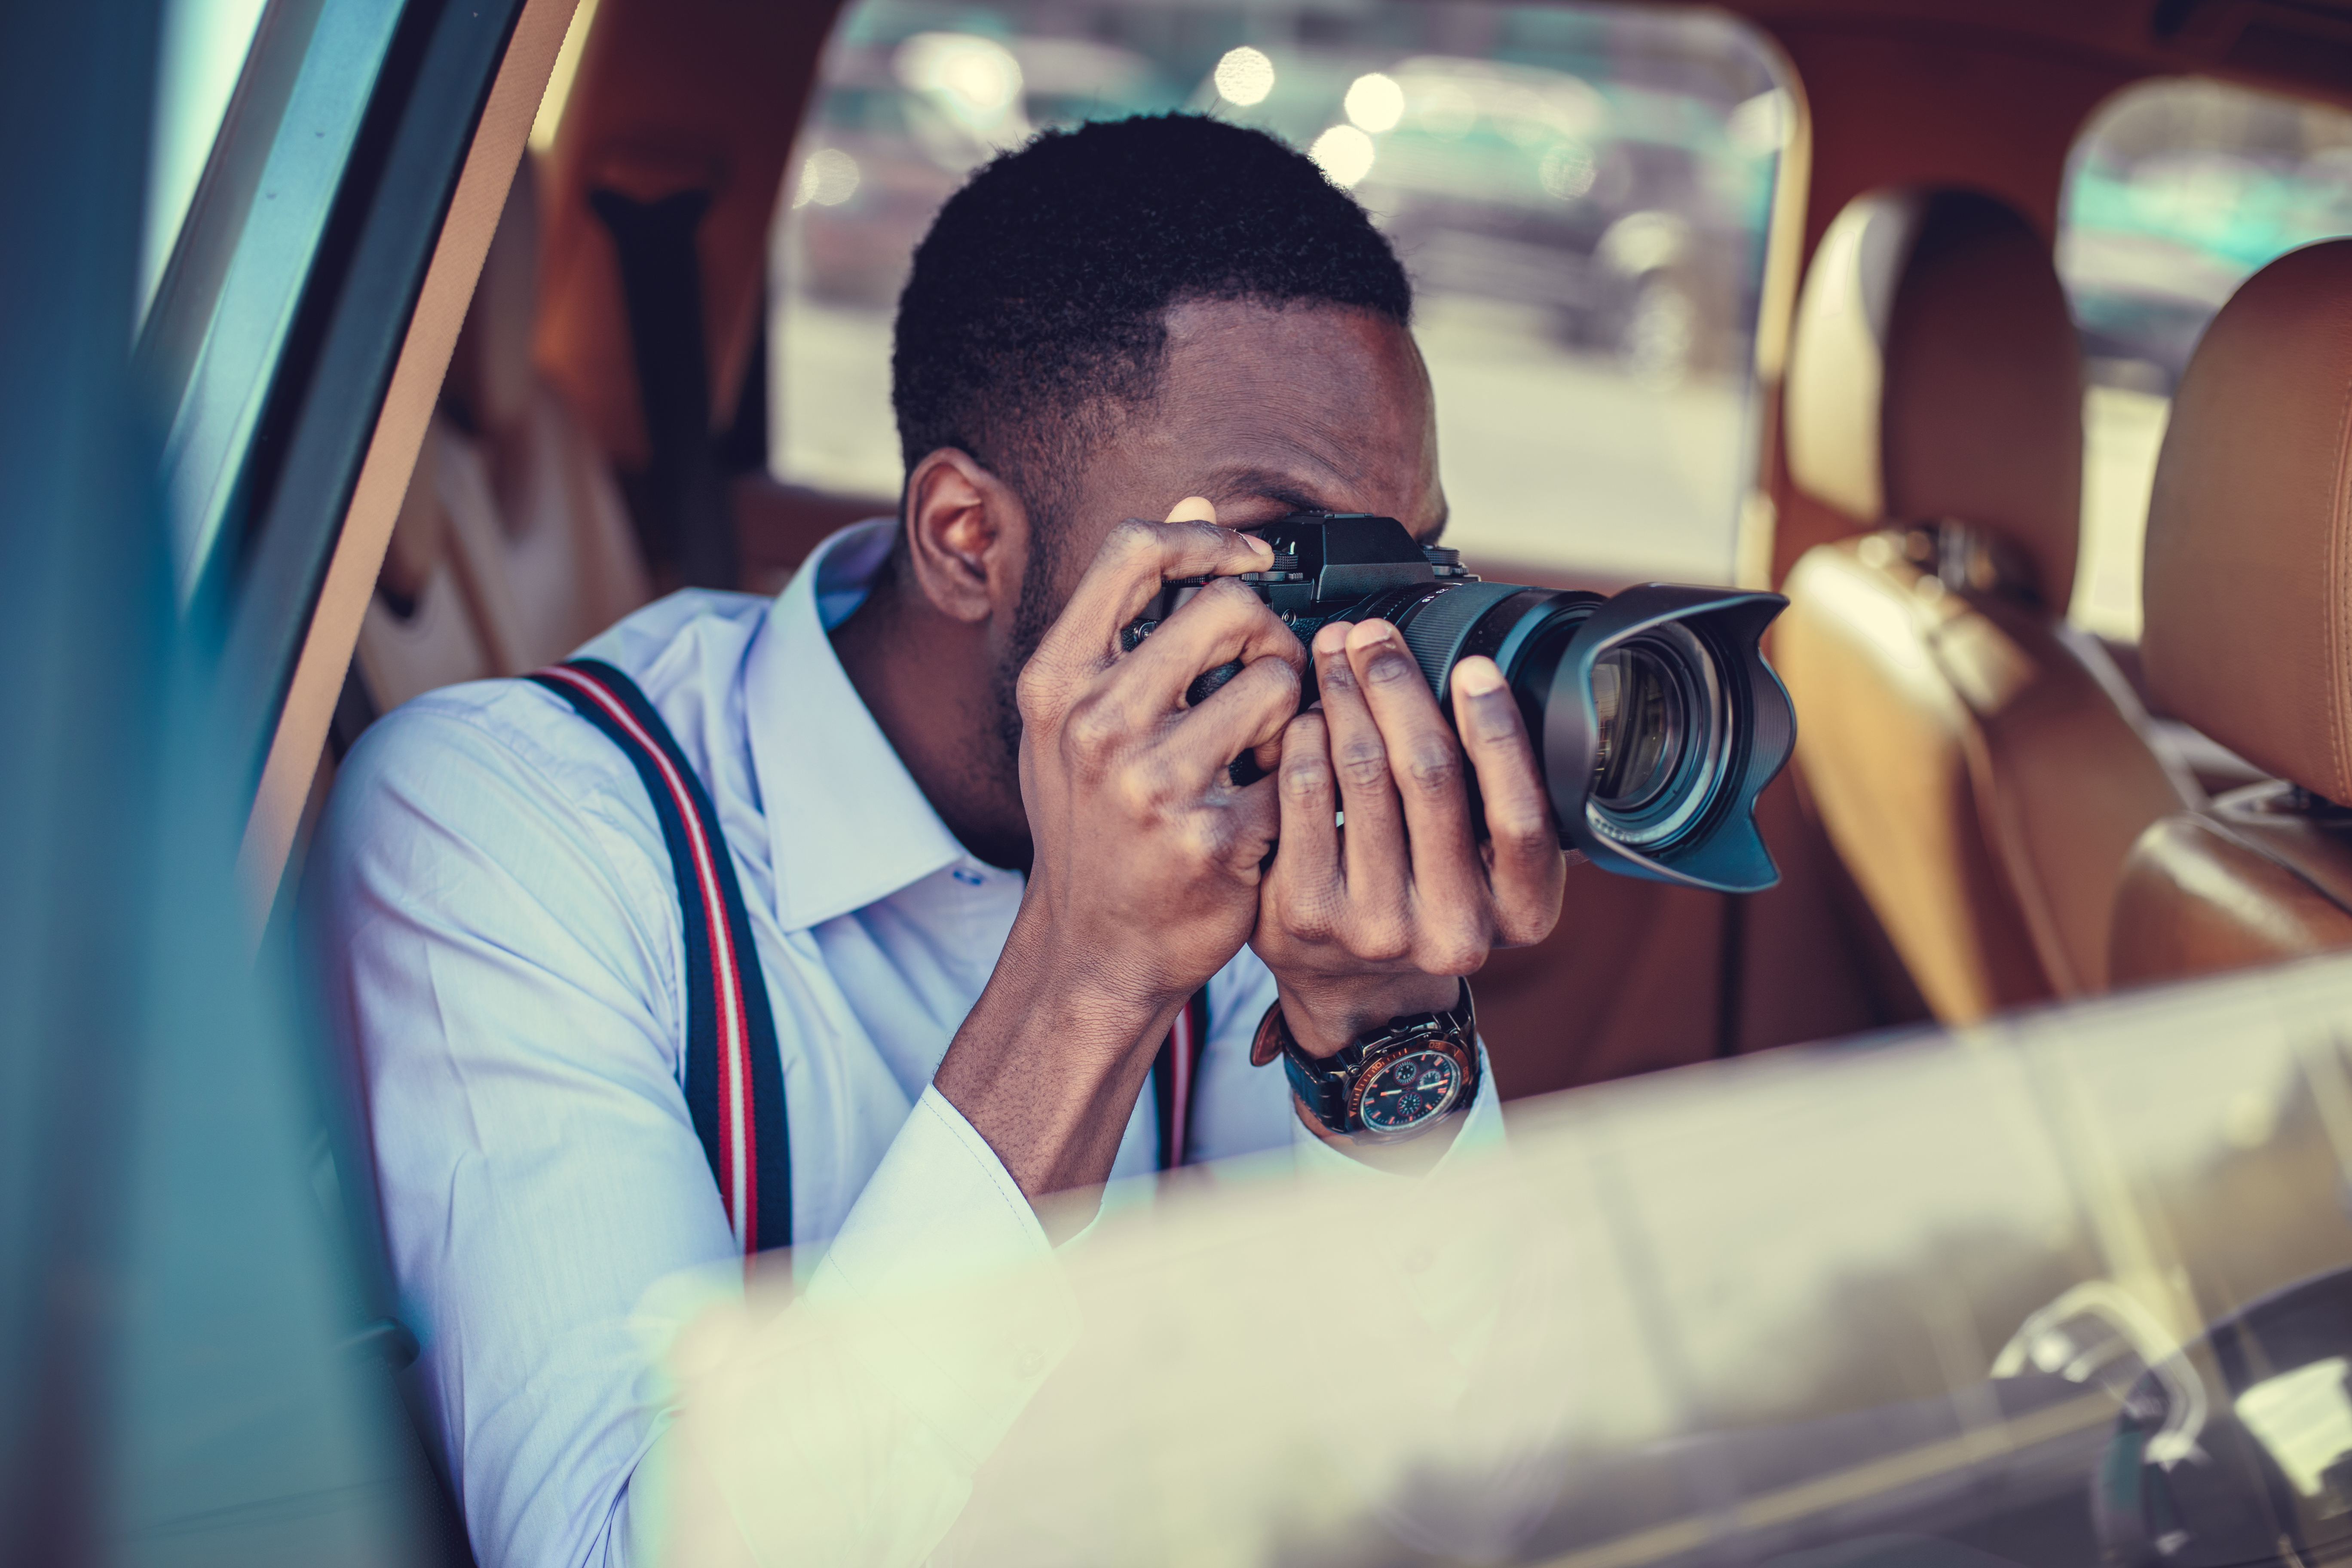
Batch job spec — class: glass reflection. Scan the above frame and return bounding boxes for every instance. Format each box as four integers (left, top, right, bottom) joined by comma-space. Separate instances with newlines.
2236, 1358, 2352, 1502
642, 955, 2352, 1567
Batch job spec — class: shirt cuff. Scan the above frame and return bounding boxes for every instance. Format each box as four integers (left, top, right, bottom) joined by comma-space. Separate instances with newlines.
797, 1086, 1079, 1467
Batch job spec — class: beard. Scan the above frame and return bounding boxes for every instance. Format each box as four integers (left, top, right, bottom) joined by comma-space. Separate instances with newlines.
987, 510, 1067, 815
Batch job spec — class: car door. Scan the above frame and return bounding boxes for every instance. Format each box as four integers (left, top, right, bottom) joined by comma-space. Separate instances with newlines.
0, 0, 567, 1560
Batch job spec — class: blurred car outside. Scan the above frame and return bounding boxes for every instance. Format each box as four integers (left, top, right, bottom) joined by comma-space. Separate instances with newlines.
772, 0, 1793, 587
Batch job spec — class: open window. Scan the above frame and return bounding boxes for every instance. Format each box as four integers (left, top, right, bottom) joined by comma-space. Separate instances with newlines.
770, 0, 1798, 589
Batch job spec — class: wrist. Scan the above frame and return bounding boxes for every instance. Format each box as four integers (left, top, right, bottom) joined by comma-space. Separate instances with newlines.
1270, 971, 1464, 1058
934, 924, 1184, 1212
1257, 978, 1480, 1150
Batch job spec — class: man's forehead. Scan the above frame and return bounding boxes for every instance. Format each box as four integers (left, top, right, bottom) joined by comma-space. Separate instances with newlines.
1128, 297, 1443, 529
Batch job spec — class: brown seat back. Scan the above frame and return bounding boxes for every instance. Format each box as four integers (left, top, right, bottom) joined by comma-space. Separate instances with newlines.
1774, 188, 2195, 1021
2111, 239, 2352, 983
443, 157, 649, 670
357, 159, 652, 715
355, 417, 502, 709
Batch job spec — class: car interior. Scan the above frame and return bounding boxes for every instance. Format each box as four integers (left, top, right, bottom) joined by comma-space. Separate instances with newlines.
1773, 184, 2199, 1022
58, 0, 2352, 1562
246, 0, 2352, 1097
2110, 235, 2352, 983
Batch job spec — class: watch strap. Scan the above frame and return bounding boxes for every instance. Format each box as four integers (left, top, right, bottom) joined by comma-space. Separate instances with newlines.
1259, 980, 1477, 1137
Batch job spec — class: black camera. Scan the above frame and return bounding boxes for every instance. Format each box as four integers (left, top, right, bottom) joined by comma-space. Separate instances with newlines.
1123, 513, 1796, 893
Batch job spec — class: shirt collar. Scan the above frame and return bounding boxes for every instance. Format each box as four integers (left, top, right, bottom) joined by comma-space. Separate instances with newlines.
743, 519, 972, 931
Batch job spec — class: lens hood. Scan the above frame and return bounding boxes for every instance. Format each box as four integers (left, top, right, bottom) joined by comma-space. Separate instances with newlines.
1537, 584, 1795, 892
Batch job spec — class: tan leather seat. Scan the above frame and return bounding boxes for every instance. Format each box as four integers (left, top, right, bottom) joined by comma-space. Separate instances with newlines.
2110, 240, 2352, 984
1772, 187, 2198, 1023
354, 415, 511, 709
357, 159, 650, 712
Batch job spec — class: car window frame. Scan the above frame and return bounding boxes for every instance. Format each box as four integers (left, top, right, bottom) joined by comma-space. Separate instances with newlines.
155, 0, 582, 920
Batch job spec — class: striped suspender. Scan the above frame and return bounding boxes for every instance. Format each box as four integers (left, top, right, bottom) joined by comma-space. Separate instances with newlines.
530, 659, 791, 1256
1152, 990, 1210, 1172
536, 658, 1216, 1234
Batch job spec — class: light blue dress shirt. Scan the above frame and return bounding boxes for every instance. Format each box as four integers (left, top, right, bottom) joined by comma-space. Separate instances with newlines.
313, 519, 1503, 1567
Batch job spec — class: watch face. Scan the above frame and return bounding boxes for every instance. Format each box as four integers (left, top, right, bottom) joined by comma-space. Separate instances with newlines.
1356, 1047, 1465, 1134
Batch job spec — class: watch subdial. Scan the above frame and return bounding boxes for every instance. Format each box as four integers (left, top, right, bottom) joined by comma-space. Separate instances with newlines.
1356, 1048, 1464, 1134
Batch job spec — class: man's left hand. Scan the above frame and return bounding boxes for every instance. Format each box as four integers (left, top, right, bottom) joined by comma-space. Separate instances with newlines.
1251, 619, 1568, 1059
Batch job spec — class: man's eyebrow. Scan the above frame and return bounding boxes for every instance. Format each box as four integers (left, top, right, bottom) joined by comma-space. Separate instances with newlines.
1205, 469, 1340, 514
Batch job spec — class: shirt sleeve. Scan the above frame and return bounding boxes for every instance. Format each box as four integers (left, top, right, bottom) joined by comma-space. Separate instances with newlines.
632, 1087, 1079, 1567
315, 695, 1070, 1568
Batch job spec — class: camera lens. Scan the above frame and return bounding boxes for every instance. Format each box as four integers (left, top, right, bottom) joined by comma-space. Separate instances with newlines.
1345, 567, 1788, 890
1580, 624, 1728, 849
1219, 513, 1791, 891
1591, 644, 1681, 811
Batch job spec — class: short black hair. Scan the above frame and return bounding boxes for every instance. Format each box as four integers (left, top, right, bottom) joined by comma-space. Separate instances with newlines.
890, 113, 1412, 516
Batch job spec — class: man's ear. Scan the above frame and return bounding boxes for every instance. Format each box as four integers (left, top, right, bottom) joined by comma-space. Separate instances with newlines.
900, 447, 1029, 626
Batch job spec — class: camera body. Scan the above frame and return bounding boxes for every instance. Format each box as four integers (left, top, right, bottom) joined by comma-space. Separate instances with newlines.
1124, 513, 1796, 893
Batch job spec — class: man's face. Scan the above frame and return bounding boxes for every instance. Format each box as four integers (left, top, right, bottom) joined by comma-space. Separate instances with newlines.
1059, 297, 1448, 585
987, 297, 1445, 795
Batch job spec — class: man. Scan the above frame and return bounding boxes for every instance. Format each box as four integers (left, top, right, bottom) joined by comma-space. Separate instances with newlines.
317, 114, 1567, 1565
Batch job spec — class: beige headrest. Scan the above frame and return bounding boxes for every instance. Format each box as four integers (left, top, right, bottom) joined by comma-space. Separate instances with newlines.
1785, 187, 2084, 609
2142, 239, 2352, 804
445, 155, 542, 437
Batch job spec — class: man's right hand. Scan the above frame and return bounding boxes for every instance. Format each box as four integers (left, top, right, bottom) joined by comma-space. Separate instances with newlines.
934, 505, 1304, 1214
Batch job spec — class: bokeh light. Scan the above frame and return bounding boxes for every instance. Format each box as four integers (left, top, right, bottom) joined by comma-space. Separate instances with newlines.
1213, 45, 1275, 107
1308, 124, 1376, 187
894, 31, 1023, 117
1539, 141, 1596, 199
792, 148, 862, 209
1344, 72, 1404, 134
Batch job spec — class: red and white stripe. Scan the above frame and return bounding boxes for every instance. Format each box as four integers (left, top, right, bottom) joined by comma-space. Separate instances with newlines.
538, 665, 758, 1253
1166, 1001, 1198, 1170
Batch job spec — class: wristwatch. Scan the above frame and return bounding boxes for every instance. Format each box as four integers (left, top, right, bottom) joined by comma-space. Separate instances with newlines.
1254, 980, 1480, 1142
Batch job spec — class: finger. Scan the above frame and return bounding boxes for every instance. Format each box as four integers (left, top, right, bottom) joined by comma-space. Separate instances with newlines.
1095, 576, 1305, 733
1266, 708, 1343, 925
1344, 621, 1483, 926
1164, 653, 1301, 794
1452, 655, 1566, 945
1164, 495, 1218, 524
1034, 517, 1274, 673
1311, 621, 1407, 934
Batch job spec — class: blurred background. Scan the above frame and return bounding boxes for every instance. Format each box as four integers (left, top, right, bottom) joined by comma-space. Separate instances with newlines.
769, 0, 1790, 587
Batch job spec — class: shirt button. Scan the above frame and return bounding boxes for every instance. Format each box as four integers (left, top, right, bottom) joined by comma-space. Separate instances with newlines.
1014, 1345, 1046, 1379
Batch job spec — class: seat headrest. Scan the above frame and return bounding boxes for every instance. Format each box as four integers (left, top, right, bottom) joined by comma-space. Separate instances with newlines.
2142, 239, 2352, 805
445, 155, 542, 438
1785, 187, 2084, 609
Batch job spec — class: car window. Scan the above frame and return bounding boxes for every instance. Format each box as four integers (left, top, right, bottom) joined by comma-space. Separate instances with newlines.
141, 0, 408, 603
665, 949, 2352, 1568
2062, 78, 2352, 642
771, 0, 1795, 586
142, 0, 272, 324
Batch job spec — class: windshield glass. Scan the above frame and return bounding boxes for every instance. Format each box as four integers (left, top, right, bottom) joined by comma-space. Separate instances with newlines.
652, 952, 2352, 1567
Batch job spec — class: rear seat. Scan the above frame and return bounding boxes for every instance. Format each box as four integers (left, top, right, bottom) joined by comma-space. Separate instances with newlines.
356, 158, 650, 713
2108, 239, 2352, 982
1772, 186, 2199, 1022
